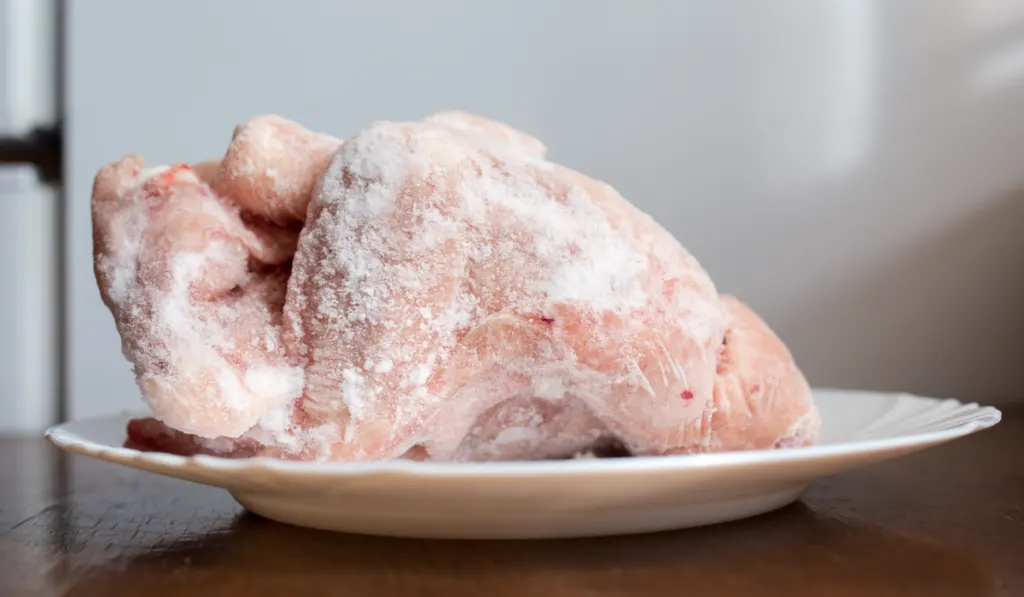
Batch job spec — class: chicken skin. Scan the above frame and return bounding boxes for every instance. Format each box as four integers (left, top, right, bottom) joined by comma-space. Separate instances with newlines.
95, 111, 819, 462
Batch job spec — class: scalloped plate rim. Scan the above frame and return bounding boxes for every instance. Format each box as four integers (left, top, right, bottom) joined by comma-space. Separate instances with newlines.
45, 387, 1003, 479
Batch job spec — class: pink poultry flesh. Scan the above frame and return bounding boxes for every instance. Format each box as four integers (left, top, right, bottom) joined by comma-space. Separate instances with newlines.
93, 112, 820, 462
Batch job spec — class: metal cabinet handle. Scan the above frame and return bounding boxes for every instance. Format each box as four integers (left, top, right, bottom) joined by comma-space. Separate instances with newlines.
0, 125, 63, 183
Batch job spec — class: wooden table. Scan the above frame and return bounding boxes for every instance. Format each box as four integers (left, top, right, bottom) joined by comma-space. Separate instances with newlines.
2, 409, 1021, 597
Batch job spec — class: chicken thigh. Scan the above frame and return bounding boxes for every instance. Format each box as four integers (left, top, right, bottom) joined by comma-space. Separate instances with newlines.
96, 111, 819, 462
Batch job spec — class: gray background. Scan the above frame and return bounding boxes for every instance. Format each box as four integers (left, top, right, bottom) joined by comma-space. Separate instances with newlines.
67, 0, 1024, 418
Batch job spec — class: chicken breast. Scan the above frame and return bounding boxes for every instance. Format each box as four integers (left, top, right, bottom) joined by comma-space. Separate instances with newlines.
95, 111, 819, 462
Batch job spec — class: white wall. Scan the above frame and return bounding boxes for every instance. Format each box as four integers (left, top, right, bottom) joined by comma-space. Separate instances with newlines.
67, 0, 1024, 419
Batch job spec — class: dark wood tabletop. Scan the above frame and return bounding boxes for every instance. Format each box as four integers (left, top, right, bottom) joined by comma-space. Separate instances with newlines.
1, 409, 1021, 597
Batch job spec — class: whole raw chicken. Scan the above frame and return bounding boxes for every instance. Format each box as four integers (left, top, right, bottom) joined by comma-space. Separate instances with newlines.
92, 111, 820, 462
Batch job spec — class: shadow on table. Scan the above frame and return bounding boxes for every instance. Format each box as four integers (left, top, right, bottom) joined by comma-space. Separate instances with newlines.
63, 499, 997, 597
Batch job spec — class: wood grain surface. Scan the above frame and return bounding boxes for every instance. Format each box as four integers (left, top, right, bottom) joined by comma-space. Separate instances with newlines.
1, 409, 1021, 597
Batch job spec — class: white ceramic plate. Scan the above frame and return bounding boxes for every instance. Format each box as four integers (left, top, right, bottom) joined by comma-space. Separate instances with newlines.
45, 389, 1001, 539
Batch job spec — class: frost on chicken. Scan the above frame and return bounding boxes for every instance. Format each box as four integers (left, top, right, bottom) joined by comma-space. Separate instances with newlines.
93, 116, 339, 441
93, 111, 820, 462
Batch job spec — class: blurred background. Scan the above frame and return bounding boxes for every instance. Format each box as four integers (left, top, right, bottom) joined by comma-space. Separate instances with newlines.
1, 0, 1022, 433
